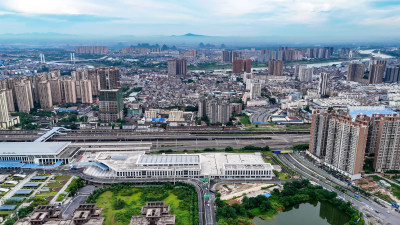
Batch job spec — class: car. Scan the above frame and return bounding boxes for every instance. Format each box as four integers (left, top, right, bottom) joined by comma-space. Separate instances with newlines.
354, 195, 359, 198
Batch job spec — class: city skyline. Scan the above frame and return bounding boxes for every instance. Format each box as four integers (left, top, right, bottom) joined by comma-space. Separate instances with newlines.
0, 0, 400, 42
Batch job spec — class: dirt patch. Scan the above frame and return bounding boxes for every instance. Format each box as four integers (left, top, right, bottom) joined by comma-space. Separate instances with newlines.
227, 199, 242, 205
53, 187, 62, 192
217, 183, 280, 201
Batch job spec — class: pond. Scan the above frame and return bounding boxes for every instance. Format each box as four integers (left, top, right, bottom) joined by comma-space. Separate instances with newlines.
253, 201, 350, 225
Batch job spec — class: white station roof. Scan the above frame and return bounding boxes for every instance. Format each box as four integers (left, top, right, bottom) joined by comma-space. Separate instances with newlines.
137, 154, 199, 165
0, 142, 70, 156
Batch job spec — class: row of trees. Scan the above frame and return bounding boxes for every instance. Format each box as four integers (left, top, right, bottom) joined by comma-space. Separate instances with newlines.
66, 177, 86, 196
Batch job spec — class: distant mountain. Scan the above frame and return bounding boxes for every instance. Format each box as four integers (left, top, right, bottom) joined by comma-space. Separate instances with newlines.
170, 33, 208, 37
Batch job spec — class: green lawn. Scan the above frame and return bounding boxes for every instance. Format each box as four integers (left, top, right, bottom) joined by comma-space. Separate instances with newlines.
239, 115, 251, 125
0, 211, 13, 215
36, 191, 58, 197
278, 172, 291, 180
47, 181, 64, 189
54, 175, 71, 181
95, 188, 193, 225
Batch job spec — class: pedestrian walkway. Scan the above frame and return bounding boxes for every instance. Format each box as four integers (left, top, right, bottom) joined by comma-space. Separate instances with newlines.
50, 176, 75, 204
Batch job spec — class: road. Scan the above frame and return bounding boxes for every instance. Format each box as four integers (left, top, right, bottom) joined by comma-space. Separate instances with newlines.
62, 185, 96, 218
277, 153, 400, 225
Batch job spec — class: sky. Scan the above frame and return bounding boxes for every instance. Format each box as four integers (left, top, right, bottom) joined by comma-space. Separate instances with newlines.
0, 0, 400, 40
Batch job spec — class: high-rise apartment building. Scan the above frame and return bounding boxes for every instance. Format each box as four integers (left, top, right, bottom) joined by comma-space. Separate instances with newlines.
232, 59, 243, 74
347, 63, 365, 82
369, 64, 386, 84
79, 80, 93, 104
97, 67, 120, 90
99, 89, 124, 122
49, 79, 62, 105
1, 89, 15, 112
268, 59, 284, 75
298, 67, 313, 82
0, 91, 19, 129
61, 79, 77, 104
384, 66, 400, 83
0, 91, 9, 124
309, 110, 333, 160
371, 114, 400, 172
75, 46, 109, 54
250, 83, 261, 100
184, 49, 196, 58
88, 69, 101, 96
324, 114, 369, 180
168, 59, 187, 76
222, 50, 232, 63
37, 81, 53, 109
199, 97, 232, 124
108, 67, 120, 89
244, 59, 252, 73
318, 73, 329, 96
97, 67, 107, 90
14, 81, 34, 113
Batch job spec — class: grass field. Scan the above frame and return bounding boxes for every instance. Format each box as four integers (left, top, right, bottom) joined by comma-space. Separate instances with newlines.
95, 187, 194, 225
239, 115, 251, 125
54, 174, 71, 181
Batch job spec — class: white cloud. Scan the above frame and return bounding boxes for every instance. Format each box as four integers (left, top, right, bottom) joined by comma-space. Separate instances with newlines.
0, 0, 399, 34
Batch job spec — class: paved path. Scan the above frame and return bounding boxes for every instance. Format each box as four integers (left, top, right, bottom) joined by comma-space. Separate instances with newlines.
31, 175, 54, 198
51, 176, 75, 204
0, 171, 37, 205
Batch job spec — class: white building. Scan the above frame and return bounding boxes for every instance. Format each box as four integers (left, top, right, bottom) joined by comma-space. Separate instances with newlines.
83, 151, 274, 180
250, 83, 261, 100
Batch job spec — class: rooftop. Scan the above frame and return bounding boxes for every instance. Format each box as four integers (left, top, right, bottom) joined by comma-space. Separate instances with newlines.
0, 142, 70, 156
137, 154, 199, 165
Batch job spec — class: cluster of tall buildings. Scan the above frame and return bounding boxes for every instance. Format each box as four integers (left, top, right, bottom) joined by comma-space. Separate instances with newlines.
257, 47, 333, 63
0, 67, 120, 114
167, 59, 187, 76
309, 110, 400, 180
75, 46, 109, 54
384, 66, 400, 83
304, 47, 334, 59
268, 59, 284, 75
198, 97, 233, 124
232, 59, 252, 74
222, 50, 241, 63
121, 47, 162, 54
347, 58, 395, 84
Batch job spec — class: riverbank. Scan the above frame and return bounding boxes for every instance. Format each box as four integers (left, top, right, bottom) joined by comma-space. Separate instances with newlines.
216, 180, 364, 225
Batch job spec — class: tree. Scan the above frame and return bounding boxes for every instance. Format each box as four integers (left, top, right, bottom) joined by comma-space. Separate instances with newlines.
112, 198, 126, 210
268, 98, 277, 105
225, 146, 234, 152
260, 200, 272, 211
